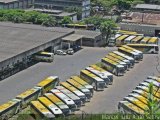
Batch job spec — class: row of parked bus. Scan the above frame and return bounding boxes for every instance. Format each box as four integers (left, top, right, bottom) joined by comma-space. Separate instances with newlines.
100, 45, 143, 76
118, 76, 160, 115
115, 33, 159, 46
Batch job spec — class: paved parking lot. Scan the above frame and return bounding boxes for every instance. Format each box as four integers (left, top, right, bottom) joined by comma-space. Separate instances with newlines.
0, 47, 159, 114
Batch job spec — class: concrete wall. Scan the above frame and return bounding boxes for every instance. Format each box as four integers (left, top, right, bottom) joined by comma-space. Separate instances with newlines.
119, 23, 160, 36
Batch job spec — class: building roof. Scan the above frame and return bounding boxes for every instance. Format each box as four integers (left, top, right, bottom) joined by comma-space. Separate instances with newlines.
75, 29, 101, 39
62, 34, 83, 41
0, 0, 18, 3
134, 4, 160, 11
0, 22, 73, 62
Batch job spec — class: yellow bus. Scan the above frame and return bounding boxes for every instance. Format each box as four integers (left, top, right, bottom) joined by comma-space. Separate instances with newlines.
37, 76, 59, 94
108, 52, 131, 68
44, 93, 71, 116
127, 44, 159, 54
60, 82, 86, 104
16, 87, 41, 109
118, 47, 140, 61
89, 64, 113, 83
70, 76, 94, 95
101, 58, 125, 76
148, 37, 159, 44
140, 37, 151, 44
105, 55, 128, 71
118, 30, 137, 35
131, 36, 143, 43
38, 97, 63, 117
118, 100, 144, 115
66, 79, 92, 101
122, 45, 143, 60
80, 70, 105, 91
30, 101, 55, 120
0, 99, 21, 120
116, 34, 129, 46
34, 52, 54, 62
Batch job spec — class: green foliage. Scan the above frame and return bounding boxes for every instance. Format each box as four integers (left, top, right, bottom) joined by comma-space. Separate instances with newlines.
0, 9, 56, 27
60, 16, 72, 25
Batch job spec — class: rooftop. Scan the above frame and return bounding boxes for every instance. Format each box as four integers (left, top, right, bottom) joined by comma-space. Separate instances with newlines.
62, 34, 83, 41
134, 4, 160, 11
0, 0, 18, 3
0, 22, 73, 62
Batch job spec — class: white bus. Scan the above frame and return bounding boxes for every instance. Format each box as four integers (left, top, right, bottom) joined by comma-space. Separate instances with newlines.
85, 66, 110, 87
89, 64, 113, 84
101, 58, 125, 76
70, 76, 94, 95
0, 99, 21, 120
80, 70, 105, 91
66, 79, 92, 101
44, 93, 71, 116
30, 101, 55, 120
60, 82, 86, 104
38, 97, 63, 117
56, 86, 82, 108
50, 89, 77, 111
112, 51, 135, 67
118, 47, 140, 61
124, 35, 136, 44
34, 52, 54, 62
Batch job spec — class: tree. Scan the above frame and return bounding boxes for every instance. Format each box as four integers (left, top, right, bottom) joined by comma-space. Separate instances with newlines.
41, 16, 56, 27
60, 16, 72, 25
100, 20, 116, 45
64, 7, 82, 20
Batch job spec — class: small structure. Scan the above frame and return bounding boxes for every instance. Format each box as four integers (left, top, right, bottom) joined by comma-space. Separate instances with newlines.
62, 34, 83, 49
133, 4, 160, 12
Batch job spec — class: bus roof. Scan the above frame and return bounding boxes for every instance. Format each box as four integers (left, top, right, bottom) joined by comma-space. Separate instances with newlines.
113, 51, 134, 60
37, 76, 58, 87
124, 35, 136, 41
0, 99, 20, 112
102, 57, 119, 66
148, 37, 158, 43
60, 82, 77, 91
117, 34, 129, 41
45, 93, 62, 103
131, 36, 143, 42
16, 88, 39, 99
118, 47, 137, 55
118, 30, 137, 35
67, 79, 85, 89
127, 44, 158, 47
30, 101, 52, 113
141, 37, 151, 42
115, 34, 122, 39
106, 55, 126, 64
40, 52, 54, 55
71, 76, 88, 85
38, 97, 55, 107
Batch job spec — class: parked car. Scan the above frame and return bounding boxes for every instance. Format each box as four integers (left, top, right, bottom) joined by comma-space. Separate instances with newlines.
55, 50, 67, 55
66, 48, 74, 55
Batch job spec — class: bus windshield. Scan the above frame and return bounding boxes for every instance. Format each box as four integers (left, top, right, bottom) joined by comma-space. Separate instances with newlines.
97, 81, 105, 90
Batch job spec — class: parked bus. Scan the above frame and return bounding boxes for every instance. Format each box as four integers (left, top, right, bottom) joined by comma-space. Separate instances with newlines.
122, 45, 143, 60
16, 87, 42, 109
56, 86, 82, 108
108, 52, 131, 68
44, 93, 71, 115
66, 79, 92, 101
105, 55, 128, 71
101, 58, 125, 76
0, 99, 21, 120
131, 36, 143, 43
60, 82, 86, 104
116, 35, 129, 46
124, 35, 136, 44
38, 97, 63, 117
112, 51, 135, 67
118, 100, 144, 114
118, 47, 140, 61
123, 97, 147, 111
70, 76, 94, 95
115, 34, 122, 39
147, 76, 160, 82
34, 52, 54, 62
80, 70, 105, 91
140, 37, 151, 44
148, 37, 159, 44
127, 44, 159, 54
89, 64, 113, 84
118, 30, 137, 35
30, 101, 55, 120
85, 66, 110, 87
36, 76, 59, 94
50, 89, 77, 111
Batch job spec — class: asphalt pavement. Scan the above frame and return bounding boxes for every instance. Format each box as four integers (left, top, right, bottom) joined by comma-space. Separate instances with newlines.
0, 47, 159, 114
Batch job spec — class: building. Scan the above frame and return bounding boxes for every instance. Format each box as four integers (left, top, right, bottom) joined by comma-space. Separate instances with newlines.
34, 0, 90, 19
0, 0, 34, 9
133, 4, 160, 12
